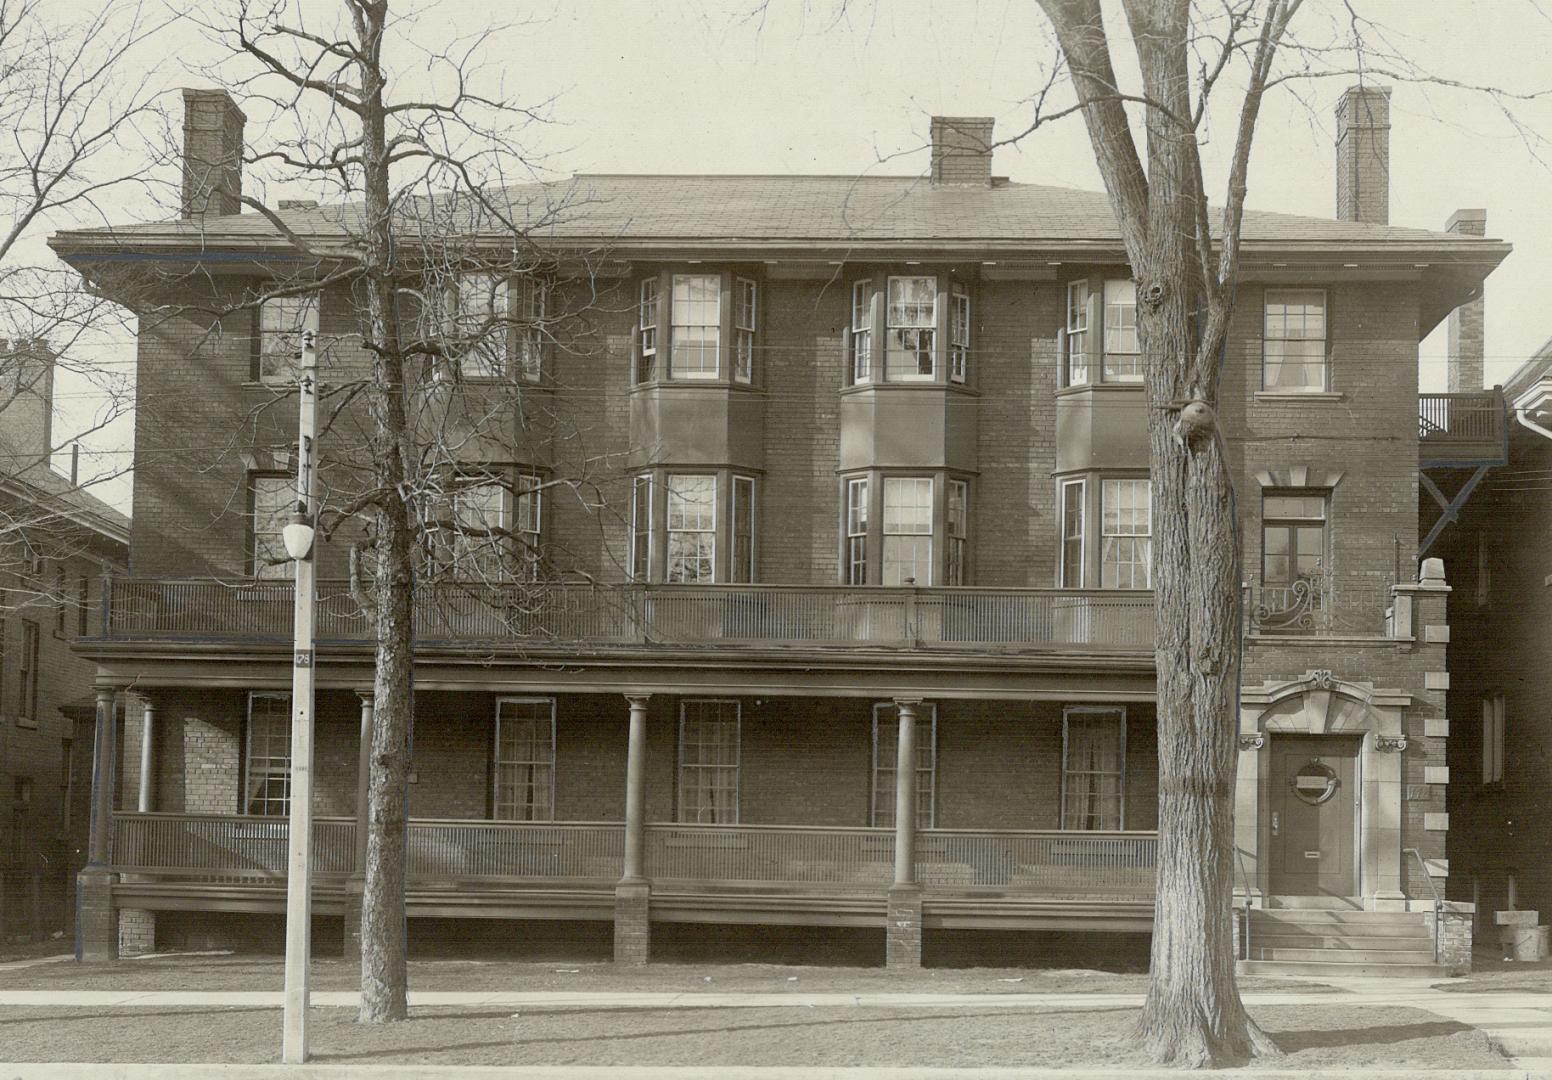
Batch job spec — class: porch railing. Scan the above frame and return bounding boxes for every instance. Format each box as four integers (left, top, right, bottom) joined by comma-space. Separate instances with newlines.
98, 580, 1156, 653
1419, 391, 1506, 464
110, 813, 1157, 899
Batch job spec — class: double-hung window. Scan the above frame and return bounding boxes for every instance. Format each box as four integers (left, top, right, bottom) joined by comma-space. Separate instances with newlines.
1261, 492, 1327, 587
733, 278, 756, 384
1102, 279, 1140, 381
871, 702, 936, 828
435, 473, 509, 580
1100, 479, 1151, 589
845, 478, 869, 585
257, 294, 319, 385
1064, 280, 1091, 386
1059, 479, 1086, 588
678, 699, 739, 823
1482, 692, 1505, 785
250, 473, 295, 580
666, 474, 716, 583
730, 476, 755, 583
245, 691, 292, 816
637, 277, 659, 382
885, 276, 937, 381
76, 575, 89, 636
493, 697, 555, 821
670, 274, 720, 379
949, 288, 971, 383
1263, 290, 1327, 391
514, 473, 543, 577
1061, 706, 1125, 830
882, 477, 933, 586
450, 273, 510, 379
850, 280, 873, 384
17, 621, 37, 725
945, 480, 968, 586
629, 475, 653, 582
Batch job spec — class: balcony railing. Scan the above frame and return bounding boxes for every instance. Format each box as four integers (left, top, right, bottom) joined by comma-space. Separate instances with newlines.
110, 813, 1157, 899
98, 580, 1156, 653
1419, 391, 1506, 465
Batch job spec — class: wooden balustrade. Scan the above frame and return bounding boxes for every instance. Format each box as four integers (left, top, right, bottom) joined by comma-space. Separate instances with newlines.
108, 813, 1157, 899
99, 580, 1156, 652
1419, 391, 1507, 464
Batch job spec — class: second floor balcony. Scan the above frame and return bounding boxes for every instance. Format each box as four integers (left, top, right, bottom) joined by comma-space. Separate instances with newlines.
95, 579, 1157, 655
1419, 390, 1507, 466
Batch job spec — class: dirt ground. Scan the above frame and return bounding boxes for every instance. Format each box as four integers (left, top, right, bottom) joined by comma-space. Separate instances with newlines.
0, 954, 1332, 996
0, 1002, 1507, 1069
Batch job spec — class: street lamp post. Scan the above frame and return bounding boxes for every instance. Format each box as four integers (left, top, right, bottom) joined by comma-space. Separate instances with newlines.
281, 328, 320, 1064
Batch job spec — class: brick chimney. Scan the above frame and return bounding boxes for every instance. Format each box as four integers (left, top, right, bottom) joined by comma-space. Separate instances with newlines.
181, 88, 246, 218
930, 116, 995, 187
1446, 208, 1488, 392
1335, 85, 1391, 224
0, 341, 55, 466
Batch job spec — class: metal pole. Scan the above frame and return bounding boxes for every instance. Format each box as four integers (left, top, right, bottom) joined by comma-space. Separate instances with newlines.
282, 328, 319, 1065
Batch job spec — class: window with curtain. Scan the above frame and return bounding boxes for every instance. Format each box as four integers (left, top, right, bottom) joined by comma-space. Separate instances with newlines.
257, 293, 318, 385
435, 474, 509, 580
1261, 492, 1327, 585
1102, 279, 1140, 381
670, 273, 720, 379
1263, 290, 1327, 391
949, 288, 971, 383
850, 280, 873, 384
245, 692, 292, 816
882, 477, 933, 585
871, 702, 937, 828
734, 277, 756, 383
494, 697, 555, 821
666, 474, 716, 583
1062, 708, 1125, 830
885, 275, 936, 380
250, 473, 295, 580
678, 699, 739, 823
1101, 479, 1151, 589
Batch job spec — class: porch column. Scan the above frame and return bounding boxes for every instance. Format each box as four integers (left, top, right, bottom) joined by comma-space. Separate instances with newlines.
887, 697, 924, 970
343, 691, 373, 963
78, 685, 119, 961
136, 697, 155, 813
615, 694, 651, 965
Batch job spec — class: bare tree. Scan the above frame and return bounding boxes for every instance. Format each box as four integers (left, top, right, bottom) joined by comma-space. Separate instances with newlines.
185, 0, 621, 1022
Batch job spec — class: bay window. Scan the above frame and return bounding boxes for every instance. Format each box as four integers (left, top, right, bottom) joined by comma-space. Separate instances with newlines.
840, 471, 971, 586
630, 469, 756, 584
633, 269, 761, 384
441, 272, 548, 381
1062, 276, 1142, 388
431, 472, 510, 580
846, 273, 973, 385
1056, 474, 1151, 590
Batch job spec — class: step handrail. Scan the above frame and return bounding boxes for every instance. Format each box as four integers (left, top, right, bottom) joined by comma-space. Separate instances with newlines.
1404, 846, 1442, 964
1233, 845, 1253, 960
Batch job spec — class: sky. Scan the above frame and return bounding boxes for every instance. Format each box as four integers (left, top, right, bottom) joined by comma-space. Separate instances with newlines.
38, 0, 1552, 514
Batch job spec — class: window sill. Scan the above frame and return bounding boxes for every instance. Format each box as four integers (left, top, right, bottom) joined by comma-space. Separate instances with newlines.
1054, 382, 1145, 398
1254, 391, 1345, 403
630, 379, 762, 394
839, 381, 980, 397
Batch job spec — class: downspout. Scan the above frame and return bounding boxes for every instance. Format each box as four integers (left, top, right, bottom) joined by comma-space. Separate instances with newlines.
1515, 407, 1552, 445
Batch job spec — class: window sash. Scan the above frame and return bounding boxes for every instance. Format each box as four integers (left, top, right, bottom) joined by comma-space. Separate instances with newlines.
871, 703, 937, 829
1059, 479, 1086, 589
678, 699, 740, 823
845, 478, 868, 585
515, 276, 547, 383
946, 479, 968, 586
670, 274, 720, 379
251, 474, 295, 580
1100, 479, 1151, 590
450, 273, 511, 380
1263, 290, 1327, 391
734, 278, 756, 384
629, 475, 653, 582
1064, 280, 1090, 387
637, 277, 658, 382
18, 621, 37, 721
258, 294, 318, 385
882, 477, 933, 586
1102, 279, 1140, 381
493, 697, 555, 821
245, 692, 292, 816
666, 474, 716, 583
950, 290, 970, 383
1061, 708, 1125, 830
76, 575, 89, 636
850, 280, 873, 384
1262, 492, 1328, 585
731, 476, 754, 584
885, 276, 936, 381
435, 475, 510, 580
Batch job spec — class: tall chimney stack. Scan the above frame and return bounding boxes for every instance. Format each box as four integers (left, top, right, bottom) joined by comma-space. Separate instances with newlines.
0, 340, 55, 467
1335, 85, 1391, 225
930, 116, 995, 187
181, 88, 246, 218
1446, 208, 1488, 392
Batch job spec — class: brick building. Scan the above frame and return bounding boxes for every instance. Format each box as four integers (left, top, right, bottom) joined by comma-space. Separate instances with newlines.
49, 87, 1508, 973
0, 345, 129, 944
1435, 338, 1552, 939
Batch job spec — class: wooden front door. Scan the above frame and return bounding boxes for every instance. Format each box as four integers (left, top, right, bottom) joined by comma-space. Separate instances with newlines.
1269, 735, 1359, 897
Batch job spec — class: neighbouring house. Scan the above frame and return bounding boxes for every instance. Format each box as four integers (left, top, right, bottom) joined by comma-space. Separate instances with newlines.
0, 344, 129, 945
1435, 336, 1552, 948
47, 86, 1507, 974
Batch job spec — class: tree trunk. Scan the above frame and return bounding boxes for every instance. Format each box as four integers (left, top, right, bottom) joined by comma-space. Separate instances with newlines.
354, 1, 414, 1024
